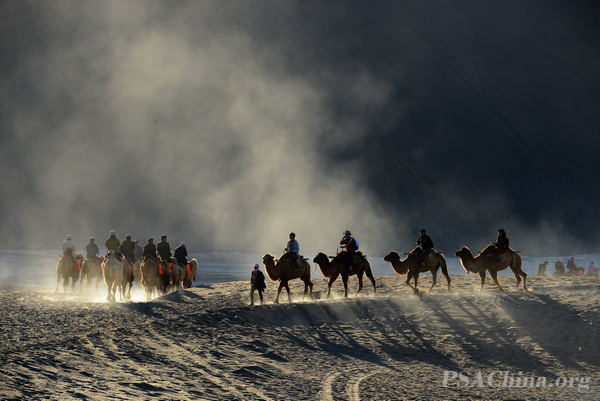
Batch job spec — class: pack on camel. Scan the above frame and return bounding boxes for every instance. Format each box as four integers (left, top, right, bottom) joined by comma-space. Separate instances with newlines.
102, 250, 124, 302
182, 259, 198, 289
313, 251, 376, 298
140, 256, 165, 301
455, 245, 528, 292
262, 252, 313, 304
383, 248, 451, 294
55, 250, 84, 293
80, 256, 104, 292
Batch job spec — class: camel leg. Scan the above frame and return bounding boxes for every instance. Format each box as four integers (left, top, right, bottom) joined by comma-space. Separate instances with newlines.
479, 271, 486, 292
284, 282, 292, 303
428, 269, 438, 292
521, 271, 528, 291
413, 272, 420, 295
307, 280, 313, 299
365, 269, 377, 295
489, 270, 504, 292
405, 271, 417, 293
55, 275, 60, 293
274, 282, 283, 304
341, 275, 349, 298
326, 277, 337, 298
355, 273, 364, 297
63, 278, 68, 293
441, 265, 451, 292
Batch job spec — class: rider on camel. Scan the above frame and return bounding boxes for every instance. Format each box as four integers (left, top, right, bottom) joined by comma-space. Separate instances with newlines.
340, 230, 358, 270
157, 235, 171, 269
105, 230, 122, 260
119, 235, 135, 264
416, 229, 434, 265
285, 232, 303, 271
174, 242, 189, 266
86, 237, 99, 260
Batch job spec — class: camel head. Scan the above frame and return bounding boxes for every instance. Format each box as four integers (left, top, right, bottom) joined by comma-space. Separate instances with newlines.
455, 246, 473, 259
263, 253, 275, 266
313, 252, 329, 265
383, 251, 401, 262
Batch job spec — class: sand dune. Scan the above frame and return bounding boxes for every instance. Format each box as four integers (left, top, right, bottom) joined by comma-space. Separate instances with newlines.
1, 275, 599, 400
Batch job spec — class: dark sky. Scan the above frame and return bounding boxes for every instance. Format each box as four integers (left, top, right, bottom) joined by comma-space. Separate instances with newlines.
1, 0, 599, 256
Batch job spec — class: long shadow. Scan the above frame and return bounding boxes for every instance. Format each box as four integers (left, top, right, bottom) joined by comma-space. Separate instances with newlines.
500, 292, 600, 370
419, 295, 556, 377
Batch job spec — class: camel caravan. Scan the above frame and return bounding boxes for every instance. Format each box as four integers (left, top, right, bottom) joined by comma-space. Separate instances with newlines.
57, 233, 199, 302
56, 228, 533, 304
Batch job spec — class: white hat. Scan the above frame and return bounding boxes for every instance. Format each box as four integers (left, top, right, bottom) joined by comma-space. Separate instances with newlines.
66, 235, 72, 240
110, 230, 116, 236
180, 242, 186, 246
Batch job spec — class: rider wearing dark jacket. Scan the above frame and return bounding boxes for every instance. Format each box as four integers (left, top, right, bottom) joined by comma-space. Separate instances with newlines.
174, 242, 188, 265
157, 235, 171, 262
119, 235, 135, 263
144, 238, 157, 259
417, 229, 434, 265
494, 229, 510, 253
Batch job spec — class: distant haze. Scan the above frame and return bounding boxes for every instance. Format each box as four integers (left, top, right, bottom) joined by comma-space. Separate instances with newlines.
1, 0, 599, 256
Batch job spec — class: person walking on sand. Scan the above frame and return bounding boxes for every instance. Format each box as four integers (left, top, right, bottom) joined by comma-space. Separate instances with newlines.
250, 263, 266, 305
588, 262, 598, 277
537, 261, 548, 276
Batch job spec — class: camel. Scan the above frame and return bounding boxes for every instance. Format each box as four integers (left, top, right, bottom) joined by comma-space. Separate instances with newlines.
102, 250, 124, 302
55, 251, 84, 293
455, 245, 528, 292
262, 252, 313, 304
168, 258, 186, 293
313, 252, 376, 298
80, 256, 104, 292
121, 259, 134, 300
182, 258, 198, 289
383, 248, 451, 294
133, 259, 142, 286
140, 257, 164, 301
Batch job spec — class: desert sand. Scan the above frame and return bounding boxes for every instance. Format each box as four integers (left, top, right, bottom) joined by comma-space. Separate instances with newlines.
1, 274, 599, 400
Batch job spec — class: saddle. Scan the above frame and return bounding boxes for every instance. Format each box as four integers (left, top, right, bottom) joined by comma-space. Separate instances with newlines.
488, 251, 511, 264
423, 250, 438, 266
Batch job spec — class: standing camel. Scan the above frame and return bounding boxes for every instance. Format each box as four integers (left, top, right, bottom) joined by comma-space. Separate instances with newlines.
313, 252, 376, 298
383, 248, 451, 294
102, 250, 124, 302
168, 259, 186, 293
141, 257, 161, 301
80, 256, 103, 292
121, 259, 134, 300
55, 251, 84, 293
455, 245, 528, 292
262, 253, 313, 304
182, 259, 198, 289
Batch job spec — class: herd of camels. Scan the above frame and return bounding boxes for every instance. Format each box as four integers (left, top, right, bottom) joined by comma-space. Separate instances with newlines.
55, 249, 199, 302
55, 244, 527, 303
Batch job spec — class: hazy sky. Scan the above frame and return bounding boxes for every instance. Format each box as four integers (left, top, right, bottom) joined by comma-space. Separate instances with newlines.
1, 0, 599, 256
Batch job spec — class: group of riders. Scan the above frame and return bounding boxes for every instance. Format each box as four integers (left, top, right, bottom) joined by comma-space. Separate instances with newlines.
283, 227, 513, 270
61, 231, 191, 272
